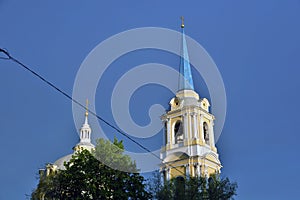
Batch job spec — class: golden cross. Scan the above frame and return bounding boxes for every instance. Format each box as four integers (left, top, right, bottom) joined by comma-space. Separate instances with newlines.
180, 16, 184, 28
85, 99, 89, 116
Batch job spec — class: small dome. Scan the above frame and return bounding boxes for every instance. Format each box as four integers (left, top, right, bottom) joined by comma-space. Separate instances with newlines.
54, 154, 73, 170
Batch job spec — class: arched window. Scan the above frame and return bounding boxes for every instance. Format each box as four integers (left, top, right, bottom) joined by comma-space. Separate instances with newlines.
174, 121, 183, 144
203, 122, 209, 145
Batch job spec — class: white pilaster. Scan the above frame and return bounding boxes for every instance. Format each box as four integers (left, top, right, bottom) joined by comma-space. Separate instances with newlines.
192, 113, 198, 138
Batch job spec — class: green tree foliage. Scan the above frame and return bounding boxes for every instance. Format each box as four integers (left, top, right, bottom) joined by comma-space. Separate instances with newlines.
94, 137, 137, 173
31, 138, 151, 200
148, 171, 237, 200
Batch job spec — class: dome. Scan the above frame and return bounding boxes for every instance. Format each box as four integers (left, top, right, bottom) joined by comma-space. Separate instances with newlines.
53, 142, 95, 170
54, 154, 73, 170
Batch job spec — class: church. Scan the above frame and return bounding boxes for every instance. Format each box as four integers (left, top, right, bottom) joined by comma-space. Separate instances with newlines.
39, 20, 222, 181
160, 20, 222, 180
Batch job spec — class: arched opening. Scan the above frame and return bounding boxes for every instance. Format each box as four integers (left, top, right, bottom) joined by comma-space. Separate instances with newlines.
174, 97, 179, 106
174, 121, 183, 144
203, 122, 209, 145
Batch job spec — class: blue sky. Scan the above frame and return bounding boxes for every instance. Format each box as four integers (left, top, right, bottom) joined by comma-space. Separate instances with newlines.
1, 0, 300, 199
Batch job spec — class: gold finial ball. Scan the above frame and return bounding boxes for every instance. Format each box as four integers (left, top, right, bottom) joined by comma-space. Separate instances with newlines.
180, 16, 185, 28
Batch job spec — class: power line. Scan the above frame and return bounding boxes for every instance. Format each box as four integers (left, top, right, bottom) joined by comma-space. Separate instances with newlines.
0, 48, 186, 177
0, 48, 156, 158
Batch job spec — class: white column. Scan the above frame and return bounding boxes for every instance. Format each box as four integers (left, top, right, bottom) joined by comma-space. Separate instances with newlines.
195, 164, 201, 177
185, 164, 190, 178
166, 168, 171, 181
192, 113, 198, 138
167, 118, 172, 145
199, 115, 204, 143
209, 120, 215, 148
183, 113, 188, 141
188, 113, 192, 140
197, 164, 201, 177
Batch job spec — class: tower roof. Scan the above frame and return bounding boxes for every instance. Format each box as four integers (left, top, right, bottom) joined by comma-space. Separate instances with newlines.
74, 99, 94, 151
178, 17, 194, 91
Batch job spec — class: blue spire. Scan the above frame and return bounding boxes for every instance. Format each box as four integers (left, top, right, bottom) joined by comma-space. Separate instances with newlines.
179, 20, 194, 91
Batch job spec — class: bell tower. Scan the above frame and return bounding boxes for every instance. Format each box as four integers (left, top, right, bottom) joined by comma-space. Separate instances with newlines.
160, 19, 222, 180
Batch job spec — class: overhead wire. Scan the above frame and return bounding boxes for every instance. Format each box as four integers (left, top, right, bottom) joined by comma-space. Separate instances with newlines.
0, 48, 188, 177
